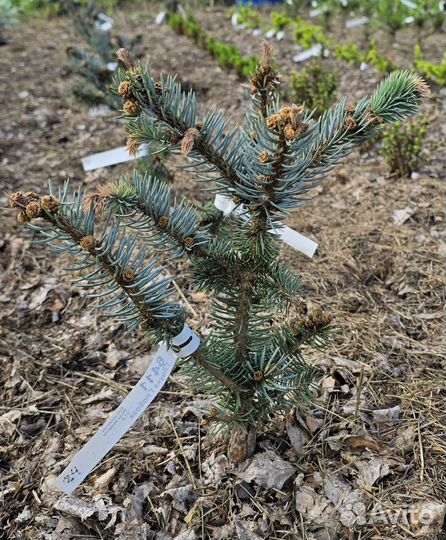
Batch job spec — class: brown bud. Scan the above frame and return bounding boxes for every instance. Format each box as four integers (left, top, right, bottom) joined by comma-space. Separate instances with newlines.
79, 235, 97, 252
367, 109, 384, 126
266, 114, 279, 129
25, 191, 40, 201
284, 124, 297, 141
126, 137, 140, 157
154, 81, 163, 95
259, 152, 269, 164
345, 103, 355, 114
116, 48, 136, 69
253, 371, 264, 382
344, 115, 357, 131
122, 268, 136, 283
17, 211, 29, 224
41, 195, 60, 213
184, 237, 195, 248
413, 75, 431, 98
123, 100, 140, 116
158, 216, 170, 229
118, 80, 133, 99
290, 319, 302, 334
9, 191, 26, 208
232, 196, 243, 206
25, 201, 41, 219
181, 128, 200, 156
258, 175, 271, 184
251, 218, 265, 234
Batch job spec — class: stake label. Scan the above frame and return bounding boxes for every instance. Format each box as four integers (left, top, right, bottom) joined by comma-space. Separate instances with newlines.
214, 195, 318, 258
53, 326, 199, 495
81, 145, 149, 171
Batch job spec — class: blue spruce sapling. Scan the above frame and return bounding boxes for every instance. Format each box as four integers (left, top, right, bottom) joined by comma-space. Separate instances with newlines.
10, 43, 430, 462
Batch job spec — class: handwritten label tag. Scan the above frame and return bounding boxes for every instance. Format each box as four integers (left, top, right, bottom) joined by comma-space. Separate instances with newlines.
81, 145, 149, 171
53, 326, 200, 495
214, 195, 318, 258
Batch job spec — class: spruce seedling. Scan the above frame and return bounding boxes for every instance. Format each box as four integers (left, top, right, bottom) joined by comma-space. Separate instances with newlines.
10, 44, 430, 462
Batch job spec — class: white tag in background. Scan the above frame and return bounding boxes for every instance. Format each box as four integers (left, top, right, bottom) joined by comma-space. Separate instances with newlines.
345, 16, 369, 28
214, 194, 318, 258
53, 326, 200, 495
95, 12, 114, 31
81, 145, 150, 171
272, 225, 318, 258
106, 62, 118, 72
155, 11, 166, 25
400, 0, 417, 8
265, 29, 276, 39
293, 44, 323, 63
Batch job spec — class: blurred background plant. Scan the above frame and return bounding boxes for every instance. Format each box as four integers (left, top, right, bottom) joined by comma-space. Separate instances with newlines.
415, 45, 446, 86
381, 118, 428, 177
65, 1, 142, 108
288, 60, 339, 117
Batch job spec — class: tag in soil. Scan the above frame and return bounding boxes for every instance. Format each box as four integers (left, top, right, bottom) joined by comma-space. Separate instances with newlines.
214, 195, 318, 258
81, 145, 149, 171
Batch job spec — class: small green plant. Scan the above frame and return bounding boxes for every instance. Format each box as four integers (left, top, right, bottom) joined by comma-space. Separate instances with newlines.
7, 0, 124, 17
271, 11, 292, 32
288, 60, 339, 117
414, 45, 446, 86
366, 41, 396, 74
229, 4, 262, 30
334, 43, 363, 67
169, 13, 257, 79
381, 119, 428, 177
375, 0, 409, 41
292, 17, 329, 51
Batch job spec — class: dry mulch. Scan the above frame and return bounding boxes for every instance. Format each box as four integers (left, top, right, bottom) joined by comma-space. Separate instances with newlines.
0, 3, 445, 540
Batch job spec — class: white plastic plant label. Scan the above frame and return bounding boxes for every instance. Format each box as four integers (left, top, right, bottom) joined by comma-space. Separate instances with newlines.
271, 225, 318, 258
214, 195, 318, 258
400, 0, 418, 8
155, 11, 166, 25
53, 326, 200, 495
95, 13, 113, 31
171, 324, 201, 357
309, 7, 326, 17
81, 145, 150, 171
107, 62, 118, 71
293, 44, 322, 63
345, 17, 369, 28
